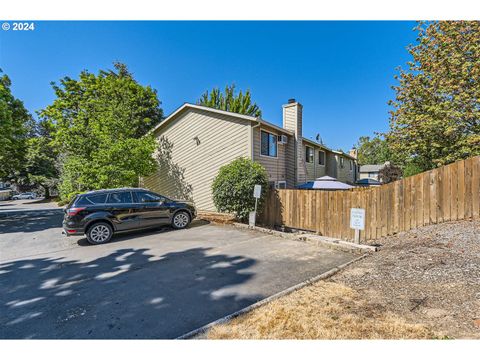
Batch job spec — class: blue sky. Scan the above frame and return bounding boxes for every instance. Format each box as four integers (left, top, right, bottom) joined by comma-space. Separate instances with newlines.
0, 21, 417, 151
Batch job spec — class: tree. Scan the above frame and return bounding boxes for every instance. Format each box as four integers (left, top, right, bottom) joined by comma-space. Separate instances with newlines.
355, 135, 392, 165
387, 21, 480, 172
39, 62, 163, 202
22, 121, 59, 198
378, 162, 403, 183
211, 157, 268, 221
198, 84, 262, 117
0, 70, 34, 180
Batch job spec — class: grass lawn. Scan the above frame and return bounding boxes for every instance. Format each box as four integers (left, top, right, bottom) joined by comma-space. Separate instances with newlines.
207, 220, 480, 339
207, 280, 436, 339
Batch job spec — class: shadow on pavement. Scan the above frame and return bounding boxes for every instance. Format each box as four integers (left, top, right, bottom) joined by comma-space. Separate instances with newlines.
76, 220, 211, 246
0, 246, 258, 339
0, 211, 64, 234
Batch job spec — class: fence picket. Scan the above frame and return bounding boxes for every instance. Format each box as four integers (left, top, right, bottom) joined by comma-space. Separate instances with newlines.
259, 156, 479, 242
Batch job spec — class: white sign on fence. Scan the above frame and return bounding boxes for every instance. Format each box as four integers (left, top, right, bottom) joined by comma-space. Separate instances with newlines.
253, 184, 262, 199
350, 208, 365, 230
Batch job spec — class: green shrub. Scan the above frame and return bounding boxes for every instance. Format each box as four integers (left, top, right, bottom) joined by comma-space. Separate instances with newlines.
402, 162, 425, 177
212, 157, 269, 221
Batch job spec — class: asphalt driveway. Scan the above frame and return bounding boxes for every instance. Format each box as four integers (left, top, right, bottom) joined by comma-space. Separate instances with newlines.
0, 206, 358, 339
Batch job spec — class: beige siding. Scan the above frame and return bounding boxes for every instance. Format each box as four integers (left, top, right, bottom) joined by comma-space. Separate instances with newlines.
336, 156, 355, 184
283, 103, 306, 184
315, 149, 327, 178
302, 144, 330, 181
253, 126, 288, 184
142, 108, 251, 211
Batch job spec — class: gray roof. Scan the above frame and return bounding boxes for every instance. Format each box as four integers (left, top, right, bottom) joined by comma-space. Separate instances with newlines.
359, 164, 384, 172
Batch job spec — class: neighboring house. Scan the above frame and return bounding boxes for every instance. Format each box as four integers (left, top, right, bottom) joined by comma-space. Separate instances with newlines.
356, 178, 382, 187
142, 99, 358, 210
358, 163, 387, 182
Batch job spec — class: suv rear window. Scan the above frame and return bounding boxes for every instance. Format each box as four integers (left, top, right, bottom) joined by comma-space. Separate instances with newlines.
75, 193, 108, 205
135, 191, 164, 203
108, 192, 133, 204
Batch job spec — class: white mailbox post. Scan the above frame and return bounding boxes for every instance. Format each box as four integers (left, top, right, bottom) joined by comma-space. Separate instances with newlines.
249, 185, 262, 227
350, 208, 365, 244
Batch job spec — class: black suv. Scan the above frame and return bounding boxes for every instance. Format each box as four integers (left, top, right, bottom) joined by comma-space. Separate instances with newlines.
63, 188, 196, 245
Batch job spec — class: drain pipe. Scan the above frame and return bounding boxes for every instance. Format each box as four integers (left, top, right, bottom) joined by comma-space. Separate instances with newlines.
251, 119, 262, 160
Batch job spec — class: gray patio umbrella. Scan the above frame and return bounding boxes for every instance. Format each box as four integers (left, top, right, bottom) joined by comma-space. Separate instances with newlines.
297, 176, 355, 190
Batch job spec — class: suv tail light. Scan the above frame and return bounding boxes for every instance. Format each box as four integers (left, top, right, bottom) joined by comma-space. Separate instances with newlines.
67, 207, 86, 216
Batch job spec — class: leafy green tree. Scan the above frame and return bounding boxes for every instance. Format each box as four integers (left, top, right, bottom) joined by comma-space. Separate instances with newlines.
0, 70, 34, 180
355, 135, 392, 165
402, 162, 425, 177
22, 121, 59, 198
39, 62, 163, 201
212, 157, 268, 221
387, 21, 480, 171
198, 84, 262, 117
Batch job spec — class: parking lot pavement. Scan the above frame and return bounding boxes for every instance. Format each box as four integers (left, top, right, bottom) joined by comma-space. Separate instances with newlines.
0, 210, 358, 339
0, 198, 61, 213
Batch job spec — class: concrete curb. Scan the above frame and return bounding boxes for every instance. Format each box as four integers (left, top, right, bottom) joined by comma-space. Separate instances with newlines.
231, 222, 378, 254
176, 253, 369, 340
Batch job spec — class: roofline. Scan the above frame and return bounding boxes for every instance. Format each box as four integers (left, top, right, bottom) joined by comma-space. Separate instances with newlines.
150, 102, 294, 136
301, 137, 356, 160
149, 103, 354, 160
256, 119, 293, 135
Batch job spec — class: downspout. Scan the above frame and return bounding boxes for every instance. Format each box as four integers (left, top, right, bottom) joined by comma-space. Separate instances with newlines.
251, 119, 261, 160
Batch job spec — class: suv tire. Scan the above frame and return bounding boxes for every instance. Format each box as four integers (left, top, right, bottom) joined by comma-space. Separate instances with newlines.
171, 211, 190, 229
86, 222, 114, 245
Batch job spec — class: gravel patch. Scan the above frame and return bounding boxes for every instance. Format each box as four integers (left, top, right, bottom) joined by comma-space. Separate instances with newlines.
331, 219, 480, 338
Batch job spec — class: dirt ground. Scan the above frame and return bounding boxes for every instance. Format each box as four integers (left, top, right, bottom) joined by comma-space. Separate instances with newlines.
207, 219, 480, 339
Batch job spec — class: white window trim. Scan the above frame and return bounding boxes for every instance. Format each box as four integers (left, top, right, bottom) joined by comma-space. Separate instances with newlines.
260, 129, 279, 158
318, 150, 326, 167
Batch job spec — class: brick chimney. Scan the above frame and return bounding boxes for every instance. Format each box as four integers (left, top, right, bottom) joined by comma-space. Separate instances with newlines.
283, 99, 306, 185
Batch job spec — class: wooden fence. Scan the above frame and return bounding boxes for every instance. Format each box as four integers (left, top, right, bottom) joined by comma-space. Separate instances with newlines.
260, 156, 480, 242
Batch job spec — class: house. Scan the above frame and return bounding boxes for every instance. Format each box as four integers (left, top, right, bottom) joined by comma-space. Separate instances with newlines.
142, 99, 358, 210
356, 178, 382, 187
358, 162, 388, 182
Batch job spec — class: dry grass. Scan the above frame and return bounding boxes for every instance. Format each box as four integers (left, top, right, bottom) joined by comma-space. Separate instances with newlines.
207, 281, 436, 339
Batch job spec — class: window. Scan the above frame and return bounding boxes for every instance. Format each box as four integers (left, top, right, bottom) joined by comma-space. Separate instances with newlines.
340, 157, 345, 168
305, 146, 314, 163
86, 194, 108, 204
261, 130, 277, 157
349, 160, 353, 171
108, 192, 133, 204
135, 191, 164, 203
318, 150, 325, 166
275, 181, 287, 189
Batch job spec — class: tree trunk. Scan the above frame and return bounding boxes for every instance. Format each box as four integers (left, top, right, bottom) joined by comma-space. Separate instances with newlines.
43, 185, 50, 199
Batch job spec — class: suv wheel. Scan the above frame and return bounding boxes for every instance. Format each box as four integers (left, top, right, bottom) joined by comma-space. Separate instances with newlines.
86, 222, 113, 245
172, 211, 190, 229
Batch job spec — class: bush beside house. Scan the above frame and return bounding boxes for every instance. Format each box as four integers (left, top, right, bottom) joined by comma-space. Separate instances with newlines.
212, 158, 268, 221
